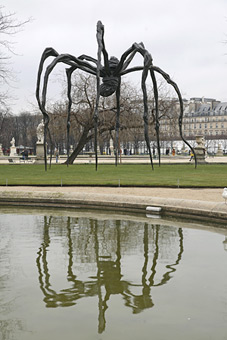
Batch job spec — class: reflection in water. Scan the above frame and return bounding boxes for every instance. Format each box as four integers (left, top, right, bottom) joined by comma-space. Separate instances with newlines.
36, 216, 86, 308
0, 320, 24, 340
36, 216, 184, 333
223, 236, 227, 251
1, 210, 227, 340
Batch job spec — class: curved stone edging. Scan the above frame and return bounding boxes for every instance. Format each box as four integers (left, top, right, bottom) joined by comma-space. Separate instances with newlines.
0, 190, 227, 226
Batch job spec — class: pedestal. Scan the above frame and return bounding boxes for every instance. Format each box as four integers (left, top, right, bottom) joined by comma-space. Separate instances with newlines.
10, 146, 17, 157
35, 143, 46, 164
194, 147, 206, 164
216, 144, 223, 156
195, 135, 206, 164
109, 138, 114, 155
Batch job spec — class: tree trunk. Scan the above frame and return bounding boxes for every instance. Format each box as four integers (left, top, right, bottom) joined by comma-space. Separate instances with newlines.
65, 126, 92, 164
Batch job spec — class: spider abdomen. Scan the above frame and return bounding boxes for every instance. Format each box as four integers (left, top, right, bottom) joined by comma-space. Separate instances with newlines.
100, 76, 120, 97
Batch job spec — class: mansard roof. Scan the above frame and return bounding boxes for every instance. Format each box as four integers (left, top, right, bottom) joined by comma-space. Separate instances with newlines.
213, 102, 227, 114
198, 104, 211, 114
185, 100, 227, 117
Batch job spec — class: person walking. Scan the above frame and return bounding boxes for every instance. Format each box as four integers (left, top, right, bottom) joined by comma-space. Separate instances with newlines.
55, 148, 59, 163
189, 151, 194, 161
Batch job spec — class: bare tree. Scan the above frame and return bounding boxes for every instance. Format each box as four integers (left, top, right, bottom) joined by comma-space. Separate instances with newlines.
45, 72, 181, 163
0, 6, 29, 107
0, 110, 41, 153
47, 73, 148, 163
15, 112, 41, 148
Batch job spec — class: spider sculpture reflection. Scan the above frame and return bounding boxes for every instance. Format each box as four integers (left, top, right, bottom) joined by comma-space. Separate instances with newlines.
36, 21, 196, 170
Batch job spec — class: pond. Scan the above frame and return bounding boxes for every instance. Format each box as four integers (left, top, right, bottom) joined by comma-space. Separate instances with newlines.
0, 208, 227, 340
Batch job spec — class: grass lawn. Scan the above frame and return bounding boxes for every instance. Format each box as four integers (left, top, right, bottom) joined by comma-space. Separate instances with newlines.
0, 163, 226, 187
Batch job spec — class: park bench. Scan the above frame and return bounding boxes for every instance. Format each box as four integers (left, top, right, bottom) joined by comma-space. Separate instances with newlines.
19, 157, 33, 163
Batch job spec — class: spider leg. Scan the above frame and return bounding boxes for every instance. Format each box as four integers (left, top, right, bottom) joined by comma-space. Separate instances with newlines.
134, 44, 154, 168
37, 52, 97, 169
121, 58, 196, 168
93, 21, 112, 170
121, 42, 146, 71
47, 127, 54, 169
36, 47, 59, 111
78, 54, 108, 78
93, 22, 104, 170
78, 54, 113, 80
150, 69, 161, 166
115, 79, 121, 166
122, 49, 137, 70
78, 54, 98, 65
152, 66, 197, 168
37, 51, 76, 170
66, 66, 77, 166
125, 42, 160, 166
114, 44, 138, 75
142, 67, 154, 169
36, 48, 59, 171
97, 21, 110, 75
41, 54, 97, 108
115, 43, 155, 168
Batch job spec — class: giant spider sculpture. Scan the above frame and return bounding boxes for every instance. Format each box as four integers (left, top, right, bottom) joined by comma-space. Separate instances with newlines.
36, 21, 196, 170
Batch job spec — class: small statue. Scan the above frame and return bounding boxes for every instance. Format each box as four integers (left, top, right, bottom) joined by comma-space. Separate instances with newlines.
37, 120, 44, 143
196, 136, 205, 148
10, 137, 15, 148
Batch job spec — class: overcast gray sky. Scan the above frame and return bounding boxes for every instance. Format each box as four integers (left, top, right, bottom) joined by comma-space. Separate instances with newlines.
1, 0, 227, 114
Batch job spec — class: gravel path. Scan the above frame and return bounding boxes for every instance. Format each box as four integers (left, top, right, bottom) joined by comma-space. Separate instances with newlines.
0, 186, 224, 203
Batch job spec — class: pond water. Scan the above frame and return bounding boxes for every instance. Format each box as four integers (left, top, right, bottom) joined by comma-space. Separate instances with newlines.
0, 208, 227, 340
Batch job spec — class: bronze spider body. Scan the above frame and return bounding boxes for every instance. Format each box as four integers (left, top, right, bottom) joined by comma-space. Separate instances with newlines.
36, 21, 196, 170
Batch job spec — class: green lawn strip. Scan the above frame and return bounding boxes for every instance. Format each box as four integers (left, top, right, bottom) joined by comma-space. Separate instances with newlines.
0, 163, 226, 187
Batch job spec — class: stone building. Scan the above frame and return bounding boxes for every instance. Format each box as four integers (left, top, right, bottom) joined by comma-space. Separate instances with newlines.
150, 96, 227, 154
182, 97, 227, 139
